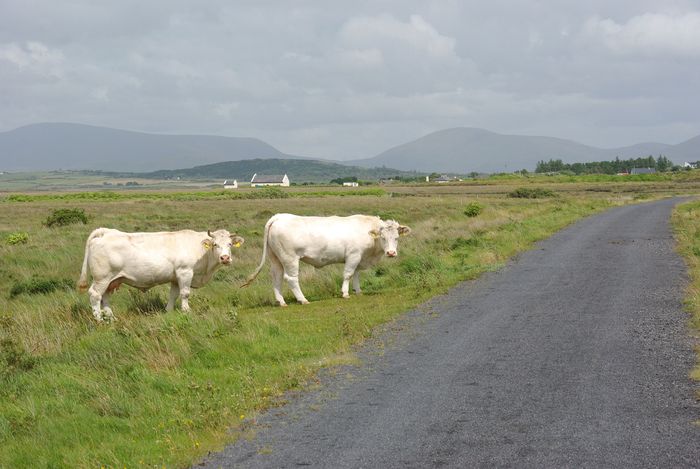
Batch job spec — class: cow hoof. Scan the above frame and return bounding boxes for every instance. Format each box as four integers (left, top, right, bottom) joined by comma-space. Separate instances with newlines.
279, 303, 288, 307
300, 300, 310, 305
342, 294, 350, 299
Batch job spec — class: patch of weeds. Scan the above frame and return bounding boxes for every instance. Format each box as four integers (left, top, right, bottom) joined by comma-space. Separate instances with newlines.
451, 236, 482, 250
255, 210, 274, 219
633, 193, 652, 200
69, 300, 91, 320
127, 290, 167, 315
254, 187, 289, 199
508, 187, 556, 198
463, 202, 484, 217
9, 277, 73, 298
6, 232, 29, 245
399, 255, 439, 276
375, 211, 401, 221
44, 208, 88, 227
0, 337, 37, 378
226, 290, 242, 307
374, 265, 389, 277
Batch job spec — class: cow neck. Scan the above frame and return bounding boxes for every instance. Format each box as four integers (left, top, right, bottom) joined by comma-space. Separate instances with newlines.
369, 237, 384, 259
200, 246, 220, 275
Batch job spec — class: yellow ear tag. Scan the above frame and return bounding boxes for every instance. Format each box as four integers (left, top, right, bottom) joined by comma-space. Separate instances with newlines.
234, 242, 241, 248
203, 241, 212, 250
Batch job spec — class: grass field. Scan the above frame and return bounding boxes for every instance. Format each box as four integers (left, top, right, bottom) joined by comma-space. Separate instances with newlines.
671, 199, 700, 389
0, 181, 697, 467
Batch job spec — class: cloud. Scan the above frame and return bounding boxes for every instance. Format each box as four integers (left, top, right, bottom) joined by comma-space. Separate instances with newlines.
0, 41, 64, 77
338, 14, 457, 61
583, 11, 700, 56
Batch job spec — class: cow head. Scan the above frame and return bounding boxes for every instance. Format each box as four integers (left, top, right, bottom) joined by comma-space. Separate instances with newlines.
205, 229, 245, 265
369, 220, 411, 257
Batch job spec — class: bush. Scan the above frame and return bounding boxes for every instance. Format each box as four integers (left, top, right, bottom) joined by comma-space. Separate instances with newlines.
6, 232, 29, 245
463, 202, 484, 217
508, 187, 556, 199
9, 278, 74, 298
254, 187, 289, 199
44, 208, 88, 227
127, 290, 167, 315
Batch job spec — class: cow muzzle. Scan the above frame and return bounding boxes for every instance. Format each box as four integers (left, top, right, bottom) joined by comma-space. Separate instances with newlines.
220, 255, 232, 264
386, 250, 397, 257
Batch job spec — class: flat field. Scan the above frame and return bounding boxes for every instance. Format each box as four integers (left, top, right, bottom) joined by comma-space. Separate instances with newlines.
0, 179, 697, 467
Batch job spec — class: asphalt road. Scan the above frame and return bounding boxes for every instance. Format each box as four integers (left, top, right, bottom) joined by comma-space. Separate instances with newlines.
201, 198, 699, 468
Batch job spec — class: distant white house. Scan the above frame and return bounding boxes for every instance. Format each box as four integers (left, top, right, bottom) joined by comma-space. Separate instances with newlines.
223, 179, 238, 189
630, 167, 656, 175
251, 173, 290, 187
684, 162, 698, 169
434, 174, 454, 183
343, 181, 359, 187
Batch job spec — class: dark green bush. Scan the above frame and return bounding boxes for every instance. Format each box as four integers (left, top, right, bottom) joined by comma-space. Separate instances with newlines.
507, 187, 556, 199
44, 208, 88, 227
9, 278, 74, 298
451, 236, 483, 249
254, 187, 289, 199
1, 337, 37, 376
127, 290, 167, 315
464, 202, 484, 217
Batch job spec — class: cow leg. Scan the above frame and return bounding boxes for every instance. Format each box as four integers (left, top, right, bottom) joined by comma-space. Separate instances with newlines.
167, 282, 180, 311
88, 280, 109, 322
353, 271, 362, 295
342, 256, 361, 298
176, 269, 194, 312
100, 291, 116, 322
269, 253, 287, 307
282, 258, 309, 305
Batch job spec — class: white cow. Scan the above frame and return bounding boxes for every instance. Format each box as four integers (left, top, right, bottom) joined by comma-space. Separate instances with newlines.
78, 228, 244, 321
243, 214, 411, 306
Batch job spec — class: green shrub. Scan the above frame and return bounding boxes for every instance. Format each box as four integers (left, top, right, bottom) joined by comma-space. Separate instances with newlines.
508, 187, 556, 199
9, 278, 74, 298
44, 208, 88, 227
451, 236, 482, 249
254, 187, 289, 199
6, 232, 29, 245
127, 290, 167, 315
463, 202, 484, 217
0, 337, 37, 376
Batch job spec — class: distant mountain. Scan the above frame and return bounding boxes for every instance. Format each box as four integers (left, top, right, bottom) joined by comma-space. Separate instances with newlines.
141, 158, 416, 183
2, 123, 698, 175
0, 123, 309, 172
349, 127, 700, 173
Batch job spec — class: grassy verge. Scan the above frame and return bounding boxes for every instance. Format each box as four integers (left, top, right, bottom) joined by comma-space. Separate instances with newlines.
0, 188, 633, 467
671, 199, 700, 385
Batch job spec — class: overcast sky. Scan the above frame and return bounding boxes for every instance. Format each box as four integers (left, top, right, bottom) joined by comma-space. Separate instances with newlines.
1, 1, 699, 160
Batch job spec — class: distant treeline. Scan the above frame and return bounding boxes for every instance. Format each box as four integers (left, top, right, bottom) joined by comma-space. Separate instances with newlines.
535, 155, 674, 175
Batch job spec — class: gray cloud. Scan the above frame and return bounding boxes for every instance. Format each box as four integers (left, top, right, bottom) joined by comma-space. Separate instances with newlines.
1, 0, 699, 161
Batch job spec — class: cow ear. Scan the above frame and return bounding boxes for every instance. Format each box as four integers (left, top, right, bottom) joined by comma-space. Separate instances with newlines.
369, 229, 380, 239
231, 235, 245, 248
202, 239, 213, 250
398, 225, 411, 236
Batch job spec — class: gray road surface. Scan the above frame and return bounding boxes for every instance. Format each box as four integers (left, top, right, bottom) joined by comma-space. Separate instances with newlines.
201, 198, 699, 468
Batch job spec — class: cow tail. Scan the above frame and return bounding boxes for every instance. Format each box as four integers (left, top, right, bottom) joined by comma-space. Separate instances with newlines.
77, 228, 106, 291
241, 216, 276, 288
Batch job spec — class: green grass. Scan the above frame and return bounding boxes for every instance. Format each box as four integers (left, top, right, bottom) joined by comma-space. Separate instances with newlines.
0, 184, 673, 467
671, 199, 700, 387
2, 187, 386, 203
